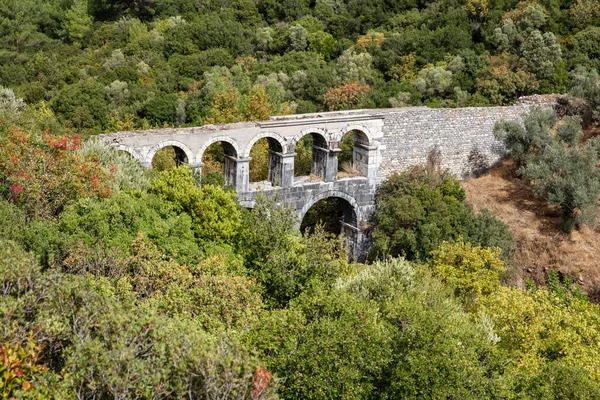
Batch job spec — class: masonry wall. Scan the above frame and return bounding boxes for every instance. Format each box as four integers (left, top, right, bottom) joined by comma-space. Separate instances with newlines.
378, 105, 532, 178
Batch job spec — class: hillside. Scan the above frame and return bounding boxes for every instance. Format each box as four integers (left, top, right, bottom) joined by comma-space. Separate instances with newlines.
1, 0, 598, 137
464, 127, 600, 300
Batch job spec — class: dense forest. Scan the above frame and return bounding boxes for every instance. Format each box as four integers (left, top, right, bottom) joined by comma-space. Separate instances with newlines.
3, 0, 600, 398
0, 0, 599, 134
5, 109, 600, 398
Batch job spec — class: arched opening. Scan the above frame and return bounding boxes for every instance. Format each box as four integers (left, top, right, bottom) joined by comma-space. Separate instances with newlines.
338, 129, 371, 178
249, 137, 284, 188
151, 146, 189, 171
117, 149, 136, 159
200, 140, 238, 187
300, 196, 360, 260
294, 132, 329, 183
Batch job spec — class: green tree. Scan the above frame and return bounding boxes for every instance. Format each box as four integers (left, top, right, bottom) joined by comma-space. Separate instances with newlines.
569, 0, 600, 28
369, 166, 514, 262
336, 49, 375, 84
0, 0, 44, 52
431, 239, 505, 302
493, 106, 556, 168
248, 287, 392, 399
477, 285, 600, 386
476, 53, 539, 105
413, 65, 453, 100
63, 0, 93, 46
288, 24, 307, 51
520, 30, 562, 82
142, 93, 178, 126
148, 166, 242, 243
240, 195, 347, 308
522, 133, 600, 232
307, 30, 335, 58
495, 108, 600, 231
569, 66, 600, 123
491, 4, 563, 90
57, 191, 201, 265
251, 258, 510, 399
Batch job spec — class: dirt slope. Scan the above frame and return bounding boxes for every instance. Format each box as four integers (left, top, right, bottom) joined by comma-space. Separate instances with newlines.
463, 159, 600, 300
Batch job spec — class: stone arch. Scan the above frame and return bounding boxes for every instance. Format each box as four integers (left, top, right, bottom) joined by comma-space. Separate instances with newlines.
299, 190, 364, 261
298, 190, 362, 227
146, 140, 195, 166
339, 124, 374, 145
293, 129, 334, 181
115, 144, 144, 163
243, 132, 286, 158
337, 124, 378, 178
293, 128, 329, 149
196, 135, 240, 161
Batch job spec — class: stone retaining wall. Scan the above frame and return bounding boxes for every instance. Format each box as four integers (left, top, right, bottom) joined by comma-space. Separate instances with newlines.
378, 105, 531, 178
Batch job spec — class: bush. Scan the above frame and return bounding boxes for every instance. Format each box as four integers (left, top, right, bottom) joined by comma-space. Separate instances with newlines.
240, 195, 347, 308
142, 93, 179, 126
77, 139, 149, 191
57, 191, 200, 265
0, 240, 275, 399
250, 258, 509, 399
0, 127, 113, 219
431, 239, 505, 302
493, 106, 556, 168
148, 166, 242, 243
495, 107, 600, 231
369, 166, 514, 262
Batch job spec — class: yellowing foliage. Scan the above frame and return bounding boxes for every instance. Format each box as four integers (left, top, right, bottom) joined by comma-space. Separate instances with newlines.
355, 32, 386, 50
323, 82, 370, 111
478, 286, 600, 381
0, 334, 48, 399
431, 239, 505, 300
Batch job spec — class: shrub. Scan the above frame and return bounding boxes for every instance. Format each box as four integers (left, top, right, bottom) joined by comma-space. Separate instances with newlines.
142, 93, 178, 126
0, 127, 112, 219
495, 107, 600, 231
148, 166, 242, 243
369, 166, 514, 262
250, 258, 509, 399
0, 334, 49, 399
77, 139, 149, 191
431, 239, 505, 301
240, 195, 347, 308
493, 106, 556, 168
323, 82, 370, 111
57, 191, 200, 265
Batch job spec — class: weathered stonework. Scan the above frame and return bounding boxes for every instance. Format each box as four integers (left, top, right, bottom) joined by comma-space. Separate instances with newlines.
101, 105, 534, 260
379, 105, 530, 179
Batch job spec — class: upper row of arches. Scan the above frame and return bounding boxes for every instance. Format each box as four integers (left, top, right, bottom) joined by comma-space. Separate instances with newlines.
135, 125, 375, 166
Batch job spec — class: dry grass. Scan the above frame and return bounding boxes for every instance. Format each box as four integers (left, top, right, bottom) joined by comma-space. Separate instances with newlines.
464, 158, 600, 300
582, 124, 600, 143
338, 161, 361, 178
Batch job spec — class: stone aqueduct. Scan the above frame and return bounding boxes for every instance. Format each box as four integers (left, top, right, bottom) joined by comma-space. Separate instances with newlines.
100, 105, 532, 260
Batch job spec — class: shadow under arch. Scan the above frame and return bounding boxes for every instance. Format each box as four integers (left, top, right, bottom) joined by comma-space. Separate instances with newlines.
243, 132, 286, 158
338, 126, 374, 178
197, 136, 241, 187
196, 136, 241, 163
340, 124, 374, 145
299, 190, 362, 261
245, 133, 287, 186
293, 130, 332, 181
